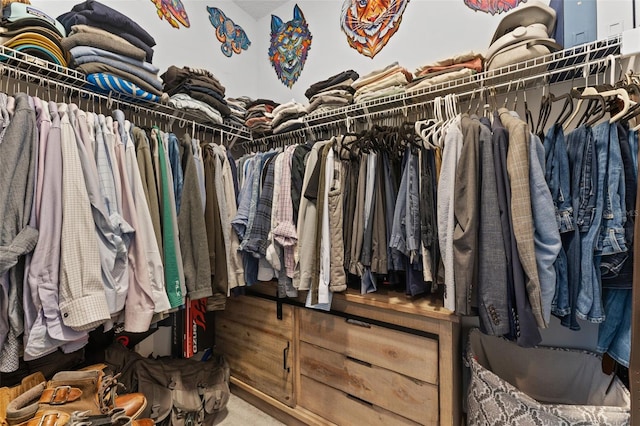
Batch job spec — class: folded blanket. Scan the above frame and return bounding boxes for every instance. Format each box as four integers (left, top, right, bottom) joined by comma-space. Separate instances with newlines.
60, 15, 154, 61
72, 55, 162, 91
273, 117, 305, 134
354, 72, 409, 98
184, 90, 230, 117
75, 62, 162, 96
406, 68, 475, 92
69, 45, 159, 74
62, 30, 146, 61
245, 116, 271, 128
309, 89, 353, 103
246, 99, 279, 109
271, 111, 306, 129
85, 73, 161, 102
305, 69, 359, 99
59, 0, 155, 47
161, 65, 225, 96
169, 93, 223, 125
184, 84, 226, 103
272, 100, 307, 117
355, 85, 406, 103
306, 95, 350, 114
414, 51, 483, 75
352, 62, 401, 90
415, 57, 483, 78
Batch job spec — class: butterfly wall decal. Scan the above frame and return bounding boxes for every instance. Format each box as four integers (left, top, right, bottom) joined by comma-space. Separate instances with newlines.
207, 6, 251, 57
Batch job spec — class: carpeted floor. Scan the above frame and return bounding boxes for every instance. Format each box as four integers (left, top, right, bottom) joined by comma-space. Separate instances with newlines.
214, 393, 285, 425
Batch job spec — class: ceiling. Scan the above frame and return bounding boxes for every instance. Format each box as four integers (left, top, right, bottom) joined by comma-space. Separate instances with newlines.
233, 0, 290, 20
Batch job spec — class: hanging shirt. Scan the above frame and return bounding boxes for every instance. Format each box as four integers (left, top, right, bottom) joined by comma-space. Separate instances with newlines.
437, 115, 462, 312
123, 121, 170, 314
58, 103, 111, 332
93, 113, 132, 318
153, 127, 184, 308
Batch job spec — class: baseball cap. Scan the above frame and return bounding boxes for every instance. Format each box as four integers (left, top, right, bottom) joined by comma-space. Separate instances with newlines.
0, 31, 68, 66
490, 1, 556, 45
2, 3, 66, 38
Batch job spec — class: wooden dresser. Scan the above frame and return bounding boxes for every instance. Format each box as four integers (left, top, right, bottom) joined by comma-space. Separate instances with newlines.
215, 283, 460, 426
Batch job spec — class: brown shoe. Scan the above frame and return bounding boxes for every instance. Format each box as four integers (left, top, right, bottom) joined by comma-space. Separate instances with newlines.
132, 419, 155, 426
113, 393, 146, 419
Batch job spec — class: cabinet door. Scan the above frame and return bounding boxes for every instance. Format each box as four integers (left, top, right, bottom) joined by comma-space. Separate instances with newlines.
215, 296, 295, 407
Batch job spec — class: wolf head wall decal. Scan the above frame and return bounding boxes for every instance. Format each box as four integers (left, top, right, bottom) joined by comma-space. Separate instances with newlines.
268, 4, 313, 88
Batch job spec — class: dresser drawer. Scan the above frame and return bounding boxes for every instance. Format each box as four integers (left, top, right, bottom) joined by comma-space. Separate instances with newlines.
299, 308, 438, 384
299, 375, 421, 426
300, 342, 438, 424
216, 297, 295, 407
221, 295, 293, 338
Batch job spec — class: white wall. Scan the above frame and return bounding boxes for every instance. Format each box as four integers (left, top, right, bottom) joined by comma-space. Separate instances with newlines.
254, 0, 551, 102
597, 0, 634, 39
31, 0, 258, 99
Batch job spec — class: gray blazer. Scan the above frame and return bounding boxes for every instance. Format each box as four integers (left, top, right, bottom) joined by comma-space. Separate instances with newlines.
477, 118, 510, 335
453, 114, 481, 315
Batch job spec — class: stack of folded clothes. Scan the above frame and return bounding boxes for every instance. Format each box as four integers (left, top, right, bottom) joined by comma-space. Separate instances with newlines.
58, 0, 163, 102
271, 100, 307, 134
226, 96, 252, 128
161, 65, 231, 125
245, 99, 279, 137
351, 62, 412, 103
407, 51, 483, 93
304, 69, 358, 117
0, 3, 68, 67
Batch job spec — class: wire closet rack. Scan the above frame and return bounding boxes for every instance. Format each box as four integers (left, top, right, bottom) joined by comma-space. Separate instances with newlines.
252, 34, 626, 146
0, 44, 252, 141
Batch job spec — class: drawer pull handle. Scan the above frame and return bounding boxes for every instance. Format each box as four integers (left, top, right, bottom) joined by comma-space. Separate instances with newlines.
283, 341, 290, 373
346, 393, 373, 407
345, 318, 371, 328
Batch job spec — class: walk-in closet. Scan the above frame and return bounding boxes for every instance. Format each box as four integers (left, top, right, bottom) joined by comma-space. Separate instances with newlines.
0, 0, 639, 425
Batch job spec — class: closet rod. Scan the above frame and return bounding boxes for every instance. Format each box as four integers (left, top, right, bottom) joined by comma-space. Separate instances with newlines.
0, 52, 251, 141
252, 53, 622, 146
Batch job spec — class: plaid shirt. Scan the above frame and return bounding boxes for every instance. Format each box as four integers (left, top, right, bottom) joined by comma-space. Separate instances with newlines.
244, 157, 277, 256
273, 145, 298, 278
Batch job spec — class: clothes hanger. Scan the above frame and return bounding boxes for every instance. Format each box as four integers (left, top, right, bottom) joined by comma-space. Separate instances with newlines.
415, 98, 439, 150
423, 96, 446, 148
536, 81, 552, 136
520, 81, 535, 130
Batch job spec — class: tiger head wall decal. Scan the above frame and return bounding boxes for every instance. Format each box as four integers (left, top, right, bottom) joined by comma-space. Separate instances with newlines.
340, 0, 410, 59
463, 0, 525, 15
269, 4, 313, 88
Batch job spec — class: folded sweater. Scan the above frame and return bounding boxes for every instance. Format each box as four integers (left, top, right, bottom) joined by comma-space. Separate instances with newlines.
69, 45, 159, 74
61, 30, 146, 61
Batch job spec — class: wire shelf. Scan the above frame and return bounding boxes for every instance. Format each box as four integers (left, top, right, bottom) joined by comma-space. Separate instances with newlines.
0, 44, 252, 140
303, 35, 623, 126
